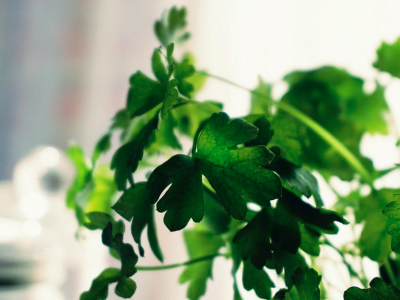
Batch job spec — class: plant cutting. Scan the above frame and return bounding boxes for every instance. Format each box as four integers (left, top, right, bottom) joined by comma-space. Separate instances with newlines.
66, 6, 400, 300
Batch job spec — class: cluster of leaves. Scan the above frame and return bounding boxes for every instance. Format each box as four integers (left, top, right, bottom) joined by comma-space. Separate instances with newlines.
65, 6, 400, 300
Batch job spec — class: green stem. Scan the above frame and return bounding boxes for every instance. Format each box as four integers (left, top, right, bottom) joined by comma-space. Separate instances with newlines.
384, 258, 397, 285
136, 254, 223, 271
323, 238, 368, 288
198, 71, 373, 184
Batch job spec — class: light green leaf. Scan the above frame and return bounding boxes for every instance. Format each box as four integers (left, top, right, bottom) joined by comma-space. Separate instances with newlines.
382, 194, 400, 253
250, 77, 273, 116
179, 229, 224, 300
373, 38, 400, 78
155, 6, 190, 47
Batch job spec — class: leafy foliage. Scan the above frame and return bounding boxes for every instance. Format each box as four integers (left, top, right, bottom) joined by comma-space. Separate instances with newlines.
374, 38, 400, 78
64, 5, 400, 300
112, 182, 163, 261
179, 230, 224, 300
382, 194, 400, 253
344, 277, 400, 300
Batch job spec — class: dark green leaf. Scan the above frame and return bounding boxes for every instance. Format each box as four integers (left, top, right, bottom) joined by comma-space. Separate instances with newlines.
115, 277, 137, 299
127, 71, 166, 118
242, 260, 275, 299
102, 222, 138, 277
155, 6, 190, 47
233, 209, 273, 269
272, 189, 347, 253
111, 109, 131, 131
179, 229, 224, 300
148, 154, 204, 231
80, 268, 121, 300
269, 147, 321, 204
195, 112, 282, 220
344, 277, 400, 300
112, 182, 164, 261
382, 194, 400, 253
299, 225, 321, 257
111, 113, 159, 191
201, 187, 231, 234
373, 38, 400, 78
244, 115, 274, 147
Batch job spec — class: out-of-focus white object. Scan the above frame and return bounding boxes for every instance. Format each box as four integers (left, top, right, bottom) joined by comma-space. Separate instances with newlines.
13, 146, 74, 218
0, 146, 78, 300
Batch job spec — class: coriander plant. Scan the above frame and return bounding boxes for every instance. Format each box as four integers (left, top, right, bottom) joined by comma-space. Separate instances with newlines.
66, 6, 400, 300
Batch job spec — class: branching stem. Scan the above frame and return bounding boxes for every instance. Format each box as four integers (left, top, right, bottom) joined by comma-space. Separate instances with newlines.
136, 253, 224, 271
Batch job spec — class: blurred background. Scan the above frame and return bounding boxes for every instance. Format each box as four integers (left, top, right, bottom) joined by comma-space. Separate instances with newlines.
1, 0, 400, 299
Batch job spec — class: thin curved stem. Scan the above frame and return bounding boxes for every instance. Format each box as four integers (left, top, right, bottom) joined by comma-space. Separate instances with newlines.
197, 71, 373, 184
136, 253, 224, 271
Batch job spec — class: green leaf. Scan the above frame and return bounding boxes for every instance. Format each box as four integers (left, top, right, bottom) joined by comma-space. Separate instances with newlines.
233, 209, 273, 269
250, 77, 273, 116
242, 260, 275, 300
289, 268, 321, 300
299, 225, 321, 257
92, 134, 111, 164
195, 112, 282, 220
66, 144, 92, 225
382, 194, 400, 253
115, 277, 137, 299
152, 48, 169, 84
127, 71, 166, 118
80, 268, 121, 300
148, 154, 204, 231
66, 144, 92, 209
244, 115, 274, 148
356, 189, 396, 262
161, 79, 179, 119
267, 247, 307, 289
111, 113, 159, 191
201, 187, 231, 234
174, 54, 196, 97
269, 147, 321, 204
102, 222, 138, 277
146, 112, 182, 154
373, 38, 400, 78
272, 189, 347, 254
179, 229, 224, 300
155, 6, 190, 48
111, 109, 131, 131
281, 66, 388, 181
269, 117, 302, 167
85, 165, 118, 214
344, 277, 400, 300
112, 182, 164, 261
246, 116, 320, 202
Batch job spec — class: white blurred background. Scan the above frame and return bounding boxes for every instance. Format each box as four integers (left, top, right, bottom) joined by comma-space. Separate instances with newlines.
1, 0, 400, 299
